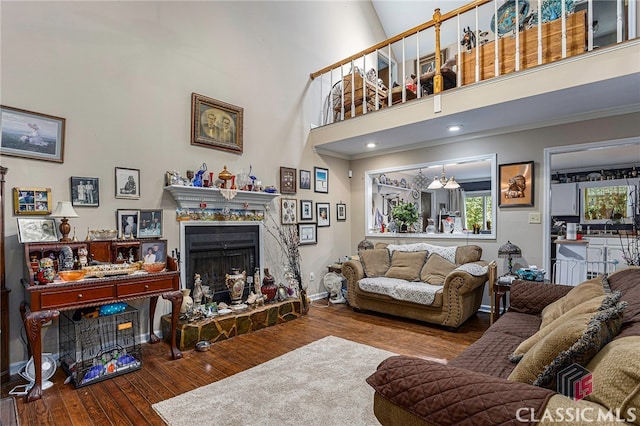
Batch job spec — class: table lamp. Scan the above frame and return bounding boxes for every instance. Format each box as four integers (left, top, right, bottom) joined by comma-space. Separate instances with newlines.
50, 201, 79, 242
498, 240, 522, 276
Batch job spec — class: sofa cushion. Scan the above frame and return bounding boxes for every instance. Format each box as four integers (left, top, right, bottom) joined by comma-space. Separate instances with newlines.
360, 248, 391, 277
533, 301, 627, 390
420, 253, 457, 285
385, 251, 427, 281
585, 336, 640, 424
455, 245, 482, 264
359, 277, 443, 306
540, 277, 606, 328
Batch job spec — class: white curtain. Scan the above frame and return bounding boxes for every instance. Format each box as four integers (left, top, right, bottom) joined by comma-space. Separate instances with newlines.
449, 188, 466, 230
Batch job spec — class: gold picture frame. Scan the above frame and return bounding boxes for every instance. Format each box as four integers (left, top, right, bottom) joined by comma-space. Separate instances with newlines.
13, 187, 52, 215
191, 93, 243, 154
1, 105, 65, 163
499, 161, 534, 207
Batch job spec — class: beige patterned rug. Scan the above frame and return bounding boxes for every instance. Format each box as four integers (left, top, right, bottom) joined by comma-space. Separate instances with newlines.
153, 336, 435, 426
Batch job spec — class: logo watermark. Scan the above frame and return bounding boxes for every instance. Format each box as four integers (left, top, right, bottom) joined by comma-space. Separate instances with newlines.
558, 364, 592, 401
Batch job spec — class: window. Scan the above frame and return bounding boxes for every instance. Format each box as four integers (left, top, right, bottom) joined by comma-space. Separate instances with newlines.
465, 191, 493, 231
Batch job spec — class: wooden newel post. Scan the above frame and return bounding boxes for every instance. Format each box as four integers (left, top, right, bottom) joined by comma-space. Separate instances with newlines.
433, 8, 443, 94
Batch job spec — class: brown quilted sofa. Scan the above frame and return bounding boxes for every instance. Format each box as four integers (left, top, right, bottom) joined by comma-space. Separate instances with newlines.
367, 267, 640, 425
341, 242, 492, 329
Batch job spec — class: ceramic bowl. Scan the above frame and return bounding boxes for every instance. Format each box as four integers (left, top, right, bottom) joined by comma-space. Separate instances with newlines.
58, 270, 86, 281
195, 341, 212, 352
91, 229, 118, 240
142, 262, 166, 273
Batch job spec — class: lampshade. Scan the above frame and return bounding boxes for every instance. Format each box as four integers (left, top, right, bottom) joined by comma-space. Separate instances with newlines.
498, 241, 522, 258
427, 166, 460, 190
50, 201, 79, 218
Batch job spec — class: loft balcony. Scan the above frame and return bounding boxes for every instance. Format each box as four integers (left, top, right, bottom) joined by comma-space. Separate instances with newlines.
309, 0, 640, 159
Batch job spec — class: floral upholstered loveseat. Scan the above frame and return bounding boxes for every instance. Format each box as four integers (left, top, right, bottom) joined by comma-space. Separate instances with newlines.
341, 242, 493, 329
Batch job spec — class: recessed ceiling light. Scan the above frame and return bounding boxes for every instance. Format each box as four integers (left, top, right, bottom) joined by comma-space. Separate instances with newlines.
448, 125, 462, 132
366, 142, 376, 148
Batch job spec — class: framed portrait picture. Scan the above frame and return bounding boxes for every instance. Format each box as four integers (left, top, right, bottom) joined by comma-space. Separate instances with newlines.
337, 203, 347, 221
17, 218, 59, 243
280, 167, 297, 194
300, 200, 313, 221
314, 167, 329, 194
191, 92, 243, 154
117, 209, 140, 239
280, 198, 297, 225
299, 169, 311, 190
70, 176, 99, 207
141, 239, 167, 264
0, 105, 65, 163
499, 161, 535, 207
115, 167, 140, 199
317, 202, 330, 227
298, 223, 317, 245
138, 209, 163, 238
13, 187, 52, 215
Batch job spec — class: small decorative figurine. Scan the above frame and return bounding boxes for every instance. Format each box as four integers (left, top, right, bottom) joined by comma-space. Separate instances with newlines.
37, 258, 55, 284
192, 273, 203, 305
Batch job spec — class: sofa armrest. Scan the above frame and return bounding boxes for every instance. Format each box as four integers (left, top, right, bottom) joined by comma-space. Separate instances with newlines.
342, 259, 364, 309
367, 355, 555, 426
509, 280, 573, 315
443, 261, 488, 295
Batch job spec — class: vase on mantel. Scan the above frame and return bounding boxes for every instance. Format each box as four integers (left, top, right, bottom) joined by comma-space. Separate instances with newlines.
180, 289, 193, 314
261, 268, 277, 302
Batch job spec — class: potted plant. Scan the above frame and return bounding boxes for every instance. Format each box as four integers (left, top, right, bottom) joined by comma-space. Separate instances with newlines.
391, 202, 419, 232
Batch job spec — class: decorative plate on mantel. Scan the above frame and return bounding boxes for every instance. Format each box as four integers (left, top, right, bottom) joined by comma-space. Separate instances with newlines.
490, 0, 530, 36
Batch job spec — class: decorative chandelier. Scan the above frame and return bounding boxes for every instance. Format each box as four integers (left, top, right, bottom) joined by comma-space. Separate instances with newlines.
427, 166, 460, 190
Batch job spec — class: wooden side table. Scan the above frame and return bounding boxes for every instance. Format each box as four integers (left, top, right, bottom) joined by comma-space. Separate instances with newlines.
493, 282, 511, 323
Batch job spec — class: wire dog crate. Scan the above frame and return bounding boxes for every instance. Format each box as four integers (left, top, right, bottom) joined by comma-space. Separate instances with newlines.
59, 305, 142, 388
552, 259, 619, 285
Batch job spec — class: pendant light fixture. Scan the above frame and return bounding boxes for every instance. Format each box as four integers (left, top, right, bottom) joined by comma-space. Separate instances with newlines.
427, 166, 460, 190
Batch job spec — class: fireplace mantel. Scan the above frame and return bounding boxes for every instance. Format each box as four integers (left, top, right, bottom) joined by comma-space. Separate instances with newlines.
164, 185, 280, 210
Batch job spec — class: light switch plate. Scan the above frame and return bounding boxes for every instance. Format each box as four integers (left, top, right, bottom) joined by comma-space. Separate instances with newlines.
529, 212, 541, 224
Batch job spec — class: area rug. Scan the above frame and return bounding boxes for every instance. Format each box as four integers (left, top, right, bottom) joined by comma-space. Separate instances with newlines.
153, 336, 442, 426
1, 396, 19, 426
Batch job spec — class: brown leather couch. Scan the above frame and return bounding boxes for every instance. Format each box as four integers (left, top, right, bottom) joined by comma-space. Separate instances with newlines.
367, 267, 640, 425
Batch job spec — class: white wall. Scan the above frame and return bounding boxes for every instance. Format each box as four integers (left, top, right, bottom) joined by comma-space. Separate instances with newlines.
0, 1, 387, 367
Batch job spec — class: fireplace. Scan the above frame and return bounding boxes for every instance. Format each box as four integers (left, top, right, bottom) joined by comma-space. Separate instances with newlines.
179, 222, 265, 304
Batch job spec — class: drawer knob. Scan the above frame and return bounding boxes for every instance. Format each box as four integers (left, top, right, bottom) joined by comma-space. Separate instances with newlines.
77, 293, 83, 299
144, 285, 149, 290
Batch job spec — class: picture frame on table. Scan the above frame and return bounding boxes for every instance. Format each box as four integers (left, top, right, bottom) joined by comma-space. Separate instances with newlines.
141, 239, 167, 264
13, 187, 52, 215
70, 176, 99, 207
336, 203, 347, 221
0, 105, 65, 163
17, 218, 59, 243
300, 200, 313, 221
498, 161, 535, 207
298, 223, 317, 245
138, 209, 163, 238
280, 167, 297, 194
299, 169, 311, 190
117, 209, 140, 239
314, 167, 328, 193
317, 202, 330, 227
115, 167, 140, 199
191, 92, 243, 154
280, 198, 297, 225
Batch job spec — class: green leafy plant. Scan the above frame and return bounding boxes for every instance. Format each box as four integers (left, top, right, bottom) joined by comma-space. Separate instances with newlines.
391, 202, 419, 229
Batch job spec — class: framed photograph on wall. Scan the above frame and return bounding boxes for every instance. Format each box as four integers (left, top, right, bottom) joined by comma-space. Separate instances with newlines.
298, 223, 317, 245
13, 187, 52, 215
280, 167, 297, 194
17, 218, 59, 243
317, 202, 330, 227
499, 161, 534, 207
299, 169, 311, 190
191, 92, 243, 154
115, 167, 140, 199
117, 209, 140, 239
141, 239, 167, 264
0, 105, 65, 163
336, 203, 347, 221
314, 167, 328, 193
70, 176, 99, 207
138, 209, 163, 238
280, 198, 297, 225
300, 200, 313, 221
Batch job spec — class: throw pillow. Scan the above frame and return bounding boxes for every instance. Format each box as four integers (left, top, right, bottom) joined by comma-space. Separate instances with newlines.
359, 249, 391, 278
540, 277, 606, 328
385, 251, 428, 282
420, 253, 457, 285
533, 301, 627, 391
585, 336, 640, 424
455, 245, 482, 264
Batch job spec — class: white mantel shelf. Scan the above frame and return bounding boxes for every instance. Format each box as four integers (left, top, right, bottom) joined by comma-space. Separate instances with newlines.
164, 185, 280, 210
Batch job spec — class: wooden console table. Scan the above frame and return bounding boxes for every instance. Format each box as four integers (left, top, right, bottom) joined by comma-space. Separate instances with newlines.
20, 257, 183, 402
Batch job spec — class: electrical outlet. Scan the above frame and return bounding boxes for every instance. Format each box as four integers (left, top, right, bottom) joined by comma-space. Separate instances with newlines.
309, 272, 315, 281
529, 212, 541, 224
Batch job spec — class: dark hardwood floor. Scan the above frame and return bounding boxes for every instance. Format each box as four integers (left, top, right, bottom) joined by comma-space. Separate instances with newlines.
2, 300, 490, 426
